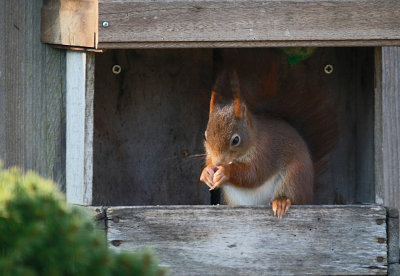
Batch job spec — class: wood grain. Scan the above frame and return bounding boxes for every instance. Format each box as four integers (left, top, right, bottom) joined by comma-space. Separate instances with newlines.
387, 208, 399, 274
41, 0, 98, 48
98, 0, 400, 48
374, 47, 400, 266
374, 47, 400, 209
106, 205, 387, 275
0, 0, 66, 191
66, 51, 87, 204
66, 51, 95, 205
93, 49, 213, 205
84, 53, 95, 204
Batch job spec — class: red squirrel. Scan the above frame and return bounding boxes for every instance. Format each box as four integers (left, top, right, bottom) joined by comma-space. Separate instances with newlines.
200, 70, 314, 218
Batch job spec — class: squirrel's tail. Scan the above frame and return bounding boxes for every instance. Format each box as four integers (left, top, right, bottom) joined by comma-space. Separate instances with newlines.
215, 48, 338, 175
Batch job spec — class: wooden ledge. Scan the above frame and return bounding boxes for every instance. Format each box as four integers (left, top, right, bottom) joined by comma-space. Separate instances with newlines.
87, 205, 397, 275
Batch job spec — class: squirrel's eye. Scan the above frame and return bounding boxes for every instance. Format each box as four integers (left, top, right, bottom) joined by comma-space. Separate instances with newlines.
231, 135, 240, 146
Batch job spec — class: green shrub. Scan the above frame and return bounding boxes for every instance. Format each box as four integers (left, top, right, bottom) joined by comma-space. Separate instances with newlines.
0, 164, 165, 276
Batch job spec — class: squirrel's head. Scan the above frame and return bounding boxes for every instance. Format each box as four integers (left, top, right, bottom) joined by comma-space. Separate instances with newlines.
204, 70, 255, 166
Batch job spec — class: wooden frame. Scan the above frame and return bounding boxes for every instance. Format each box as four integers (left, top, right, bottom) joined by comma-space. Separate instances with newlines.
71, 47, 400, 275
48, 1, 400, 274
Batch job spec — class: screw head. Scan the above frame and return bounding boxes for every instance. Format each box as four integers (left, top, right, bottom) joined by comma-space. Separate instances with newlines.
102, 21, 109, 28
324, 64, 334, 74
112, 65, 122, 75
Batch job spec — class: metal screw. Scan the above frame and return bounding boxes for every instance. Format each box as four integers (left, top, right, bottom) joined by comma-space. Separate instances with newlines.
112, 65, 122, 75
324, 64, 334, 74
102, 21, 109, 28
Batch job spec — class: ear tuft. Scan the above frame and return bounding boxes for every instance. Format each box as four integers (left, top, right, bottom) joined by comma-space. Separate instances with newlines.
231, 70, 246, 118
209, 91, 220, 114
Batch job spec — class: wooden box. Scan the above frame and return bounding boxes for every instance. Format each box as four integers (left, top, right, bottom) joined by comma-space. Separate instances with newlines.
42, 0, 400, 274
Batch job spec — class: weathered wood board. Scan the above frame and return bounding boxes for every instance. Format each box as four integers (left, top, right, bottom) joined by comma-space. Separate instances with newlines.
375, 47, 400, 209
93, 49, 213, 205
41, 0, 98, 49
66, 52, 95, 205
106, 205, 388, 275
314, 47, 375, 204
0, 0, 66, 191
98, 0, 400, 48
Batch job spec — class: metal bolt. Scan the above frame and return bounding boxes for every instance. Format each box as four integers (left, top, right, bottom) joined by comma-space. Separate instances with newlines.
324, 64, 334, 74
112, 65, 122, 75
376, 256, 384, 263
102, 21, 109, 28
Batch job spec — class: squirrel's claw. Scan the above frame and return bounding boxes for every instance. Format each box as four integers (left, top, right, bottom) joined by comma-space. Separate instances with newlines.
272, 198, 291, 219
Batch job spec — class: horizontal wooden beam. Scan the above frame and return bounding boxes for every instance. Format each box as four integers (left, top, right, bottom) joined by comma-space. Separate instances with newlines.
105, 205, 388, 275
98, 0, 400, 48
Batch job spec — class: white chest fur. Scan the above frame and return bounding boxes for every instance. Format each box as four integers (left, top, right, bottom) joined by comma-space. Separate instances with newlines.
222, 171, 284, 205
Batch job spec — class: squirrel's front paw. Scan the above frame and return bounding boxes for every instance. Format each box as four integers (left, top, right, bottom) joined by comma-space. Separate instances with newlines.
272, 198, 291, 219
200, 166, 218, 189
212, 166, 230, 189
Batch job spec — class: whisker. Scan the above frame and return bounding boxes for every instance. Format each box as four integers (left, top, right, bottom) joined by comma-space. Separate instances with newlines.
185, 154, 206, 159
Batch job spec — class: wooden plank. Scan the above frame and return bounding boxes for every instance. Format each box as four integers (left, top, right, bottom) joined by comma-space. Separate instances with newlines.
375, 48, 400, 269
92, 49, 212, 205
0, 0, 66, 190
66, 51, 94, 205
301, 48, 374, 204
107, 205, 387, 275
96, 40, 400, 49
98, 0, 400, 49
84, 53, 95, 204
375, 47, 400, 209
41, 0, 98, 49
387, 208, 399, 275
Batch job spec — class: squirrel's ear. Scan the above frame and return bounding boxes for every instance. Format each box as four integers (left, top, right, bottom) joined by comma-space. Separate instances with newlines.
234, 98, 248, 119
209, 90, 220, 114
231, 70, 246, 118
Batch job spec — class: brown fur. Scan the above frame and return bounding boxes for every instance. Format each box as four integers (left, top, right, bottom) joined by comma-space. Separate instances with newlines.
202, 69, 315, 206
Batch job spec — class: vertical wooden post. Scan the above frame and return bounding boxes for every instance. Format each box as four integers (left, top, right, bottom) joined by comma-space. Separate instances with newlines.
375, 47, 400, 208
66, 50, 94, 205
375, 47, 400, 272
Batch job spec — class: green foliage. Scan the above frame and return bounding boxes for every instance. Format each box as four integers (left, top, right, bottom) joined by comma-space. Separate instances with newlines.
280, 47, 316, 66
0, 164, 165, 276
